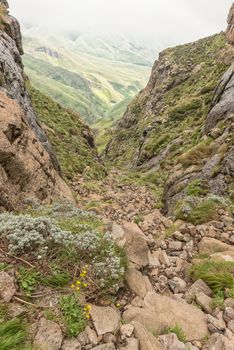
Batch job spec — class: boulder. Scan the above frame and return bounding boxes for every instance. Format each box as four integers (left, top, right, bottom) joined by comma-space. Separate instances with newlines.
90, 305, 120, 335
125, 269, 148, 298
185, 279, 212, 303
124, 292, 208, 341
34, 318, 63, 350
168, 277, 187, 293
199, 238, 234, 255
123, 222, 149, 267
195, 292, 213, 314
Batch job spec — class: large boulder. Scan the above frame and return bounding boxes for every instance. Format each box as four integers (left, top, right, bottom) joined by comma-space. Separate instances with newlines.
124, 292, 208, 341
90, 305, 120, 335
199, 237, 234, 255
34, 318, 63, 350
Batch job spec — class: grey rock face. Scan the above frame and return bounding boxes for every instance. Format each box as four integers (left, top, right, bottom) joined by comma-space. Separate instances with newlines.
0, 15, 60, 171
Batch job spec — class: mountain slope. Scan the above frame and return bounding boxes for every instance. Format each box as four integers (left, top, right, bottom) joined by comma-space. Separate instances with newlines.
105, 31, 233, 215
22, 30, 153, 124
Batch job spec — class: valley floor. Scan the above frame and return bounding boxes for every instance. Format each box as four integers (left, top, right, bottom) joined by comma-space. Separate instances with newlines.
0, 169, 234, 350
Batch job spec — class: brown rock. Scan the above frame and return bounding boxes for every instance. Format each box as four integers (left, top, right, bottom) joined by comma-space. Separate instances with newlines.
199, 238, 234, 255
0, 271, 16, 302
0, 91, 74, 210
61, 339, 81, 350
131, 321, 165, 350
123, 222, 149, 267
195, 292, 213, 314
34, 318, 63, 350
124, 292, 208, 341
125, 269, 148, 298
90, 305, 120, 335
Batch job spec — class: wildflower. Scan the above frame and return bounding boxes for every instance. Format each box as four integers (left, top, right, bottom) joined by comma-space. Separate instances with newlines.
76, 280, 81, 285
71, 284, 75, 289
83, 283, 87, 287
116, 303, 121, 308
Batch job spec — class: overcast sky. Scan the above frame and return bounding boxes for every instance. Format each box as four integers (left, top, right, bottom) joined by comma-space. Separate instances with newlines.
9, 0, 233, 46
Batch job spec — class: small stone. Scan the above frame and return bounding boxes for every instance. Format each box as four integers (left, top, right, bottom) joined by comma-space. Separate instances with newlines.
86, 326, 98, 346
158, 251, 170, 266
223, 307, 234, 322
0, 271, 16, 302
168, 241, 183, 251
168, 277, 187, 293
34, 318, 63, 350
195, 292, 213, 314
61, 339, 81, 350
120, 324, 134, 338
7, 302, 26, 318
103, 333, 116, 343
90, 306, 120, 335
77, 330, 90, 346
207, 315, 226, 334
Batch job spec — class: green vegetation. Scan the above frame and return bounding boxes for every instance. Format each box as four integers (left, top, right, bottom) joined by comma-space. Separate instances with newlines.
175, 196, 226, 224
165, 324, 187, 342
23, 33, 151, 125
17, 268, 40, 296
190, 259, 234, 293
178, 140, 215, 168
0, 319, 27, 350
29, 86, 105, 179
59, 294, 87, 337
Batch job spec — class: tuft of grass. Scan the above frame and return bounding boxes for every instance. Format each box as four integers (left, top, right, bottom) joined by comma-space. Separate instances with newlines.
190, 259, 234, 293
178, 140, 215, 168
186, 179, 208, 197
211, 291, 225, 310
165, 324, 186, 343
0, 319, 27, 350
41, 271, 70, 288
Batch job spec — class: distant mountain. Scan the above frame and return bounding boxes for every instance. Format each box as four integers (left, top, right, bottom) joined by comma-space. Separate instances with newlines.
22, 26, 157, 124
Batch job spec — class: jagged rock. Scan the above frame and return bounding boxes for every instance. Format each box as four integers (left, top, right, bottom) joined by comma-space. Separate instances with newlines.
119, 338, 139, 350
90, 305, 120, 335
168, 277, 187, 293
185, 279, 212, 303
123, 222, 149, 267
34, 318, 63, 350
125, 269, 152, 298
195, 292, 213, 314
91, 344, 116, 350
61, 339, 81, 350
0, 91, 74, 209
124, 292, 208, 341
158, 333, 186, 350
111, 222, 126, 247
227, 3, 234, 45
199, 237, 234, 254
0, 271, 16, 302
223, 307, 234, 322
131, 321, 165, 350
85, 326, 98, 346
203, 333, 234, 350
120, 324, 134, 338
207, 315, 226, 334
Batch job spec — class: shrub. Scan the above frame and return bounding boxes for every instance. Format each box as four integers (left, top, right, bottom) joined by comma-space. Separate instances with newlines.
165, 324, 186, 342
190, 259, 234, 293
0, 207, 126, 293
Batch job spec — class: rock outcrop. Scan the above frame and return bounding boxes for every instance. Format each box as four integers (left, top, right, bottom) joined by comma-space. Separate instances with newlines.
0, 0, 59, 169
0, 91, 74, 210
105, 4, 234, 217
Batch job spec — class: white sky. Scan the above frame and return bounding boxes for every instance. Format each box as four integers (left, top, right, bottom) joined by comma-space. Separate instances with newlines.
9, 0, 233, 46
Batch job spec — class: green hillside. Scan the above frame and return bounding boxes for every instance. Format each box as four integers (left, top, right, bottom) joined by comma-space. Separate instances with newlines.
22, 31, 153, 125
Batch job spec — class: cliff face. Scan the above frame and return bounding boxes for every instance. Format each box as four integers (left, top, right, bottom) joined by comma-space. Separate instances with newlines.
0, 0, 75, 209
106, 4, 234, 215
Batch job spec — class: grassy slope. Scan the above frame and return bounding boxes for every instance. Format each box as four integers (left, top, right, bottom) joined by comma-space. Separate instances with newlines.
23, 34, 151, 125
29, 86, 105, 180
106, 34, 227, 165
105, 33, 229, 207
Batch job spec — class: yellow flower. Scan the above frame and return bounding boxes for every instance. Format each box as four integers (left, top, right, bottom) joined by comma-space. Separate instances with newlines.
83, 283, 88, 287
116, 303, 121, 308
76, 280, 81, 285
71, 284, 75, 289
86, 305, 92, 311
80, 273, 85, 277
86, 315, 90, 319
76, 286, 80, 291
